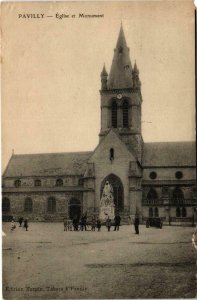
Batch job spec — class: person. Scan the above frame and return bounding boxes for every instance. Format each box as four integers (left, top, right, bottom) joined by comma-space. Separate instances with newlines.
80, 215, 87, 231
73, 215, 79, 231
97, 218, 101, 232
91, 217, 96, 231
11, 219, 16, 231
114, 214, 121, 231
23, 218, 28, 231
18, 217, 23, 227
134, 215, 139, 234
106, 216, 111, 232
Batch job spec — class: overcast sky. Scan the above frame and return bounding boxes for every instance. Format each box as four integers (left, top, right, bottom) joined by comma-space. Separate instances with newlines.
2, 1, 195, 170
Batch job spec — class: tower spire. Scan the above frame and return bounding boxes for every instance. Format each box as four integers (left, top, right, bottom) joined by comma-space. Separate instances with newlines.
101, 63, 108, 90
107, 25, 133, 90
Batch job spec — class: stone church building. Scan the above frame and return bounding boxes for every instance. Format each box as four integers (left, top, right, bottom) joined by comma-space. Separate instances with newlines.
2, 26, 196, 224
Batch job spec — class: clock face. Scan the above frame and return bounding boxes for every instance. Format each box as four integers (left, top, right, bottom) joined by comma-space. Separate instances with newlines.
117, 94, 122, 99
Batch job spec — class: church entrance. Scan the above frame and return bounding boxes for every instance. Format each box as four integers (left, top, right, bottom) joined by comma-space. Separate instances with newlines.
100, 174, 124, 212
69, 198, 81, 220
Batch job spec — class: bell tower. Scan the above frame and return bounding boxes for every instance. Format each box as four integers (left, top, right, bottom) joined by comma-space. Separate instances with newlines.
99, 25, 143, 163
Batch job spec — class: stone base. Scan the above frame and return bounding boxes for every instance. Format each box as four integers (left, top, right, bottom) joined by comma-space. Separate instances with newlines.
99, 205, 115, 221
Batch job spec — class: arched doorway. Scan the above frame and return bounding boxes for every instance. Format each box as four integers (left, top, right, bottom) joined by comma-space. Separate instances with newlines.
100, 174, 124, 212
69, 198, 81, 220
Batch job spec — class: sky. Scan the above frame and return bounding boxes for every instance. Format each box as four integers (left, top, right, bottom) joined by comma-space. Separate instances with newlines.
1, 1, 196, 171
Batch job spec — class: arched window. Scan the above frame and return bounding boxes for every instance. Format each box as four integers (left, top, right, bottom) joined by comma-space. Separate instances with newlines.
111, 101, 117, 128
123, 100, 129, 128
172, 187, 184, 205
182, 207, 187, 217
176, 207, 181, 217
14, 179, 21, 188
149, 207, 153, 217
2, 197, 10, 212
110, 148, 114, 161
24, 198, 33, 212
56, 178, 63, 186
100, 174, 124, 212
34, 179, 41, 187
47, 197, 56, 213
147, 188, 158, 205
154, 207, 159, 217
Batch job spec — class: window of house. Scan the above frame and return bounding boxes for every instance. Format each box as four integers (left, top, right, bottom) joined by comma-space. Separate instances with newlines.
56, 178, 63, 186
14, 179, 21, 188
149, 172, 157, 179
123, 101, 129, 128
2, 198, 10, 212
35, 179, 41, 187
111, 101, 117, 128
47, 197, 56, 213
24, 198, 33, 212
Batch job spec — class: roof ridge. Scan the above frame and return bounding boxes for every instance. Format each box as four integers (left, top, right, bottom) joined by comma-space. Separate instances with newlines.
12, 151, 93, 157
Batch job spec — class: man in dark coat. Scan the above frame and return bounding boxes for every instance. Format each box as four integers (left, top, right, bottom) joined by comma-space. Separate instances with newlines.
114, 214, 121, 231
134, 216, 140, 234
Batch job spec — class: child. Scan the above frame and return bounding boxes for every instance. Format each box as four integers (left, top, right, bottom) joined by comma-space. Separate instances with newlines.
11, 219, 16, 231
91, 218, 96, 231
106, 217, 111, 232
23, 218, 28, 231
97, 218, 101, 232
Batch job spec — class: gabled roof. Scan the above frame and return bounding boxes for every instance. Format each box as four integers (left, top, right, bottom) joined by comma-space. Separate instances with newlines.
107, 25, 133, 89
143, 142, 196, 167
3, 152, 92, 177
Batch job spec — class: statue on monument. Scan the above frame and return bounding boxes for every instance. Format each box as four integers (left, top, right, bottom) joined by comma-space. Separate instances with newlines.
99, 181, 115, 220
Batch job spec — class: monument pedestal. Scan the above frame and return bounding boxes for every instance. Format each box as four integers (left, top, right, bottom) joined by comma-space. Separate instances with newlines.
99, 205, 115, 221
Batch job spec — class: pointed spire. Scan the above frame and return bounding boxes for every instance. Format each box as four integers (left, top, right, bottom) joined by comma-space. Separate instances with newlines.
107, 25, 133, 90
101, 63, 108, 90
132, 60, 141, 91
101, 63, 108, 76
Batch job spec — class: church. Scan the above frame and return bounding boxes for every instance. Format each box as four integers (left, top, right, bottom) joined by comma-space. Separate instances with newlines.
2, 26, 196, 224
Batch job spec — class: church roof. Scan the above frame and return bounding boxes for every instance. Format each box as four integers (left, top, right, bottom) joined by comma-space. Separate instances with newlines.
143, 142, 196, 167
3, 152, 92, 177
107, 25, 133, 90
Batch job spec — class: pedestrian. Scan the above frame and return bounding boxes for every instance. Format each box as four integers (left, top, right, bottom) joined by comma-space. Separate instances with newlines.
106, 216, 111, 232
23, 218, 28, 231
80, 215, 87, 231
91, 217, 96, 231
63, 217, 67, 231
97, 218, 101, 232
73, 215, 79, 231
134, 215, 139, 234
18, 217, 23, 227
114, 214, 121, 231
11, 219, 16, 231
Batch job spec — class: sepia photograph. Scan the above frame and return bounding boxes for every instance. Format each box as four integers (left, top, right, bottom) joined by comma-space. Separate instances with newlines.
1, 1, 196, 298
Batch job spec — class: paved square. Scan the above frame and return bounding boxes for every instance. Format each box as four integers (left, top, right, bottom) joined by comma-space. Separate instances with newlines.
2, 223, 197, 299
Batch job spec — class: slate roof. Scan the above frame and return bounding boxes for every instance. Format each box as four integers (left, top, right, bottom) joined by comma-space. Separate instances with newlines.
3, 152, 92, 177
143, 142, 196, 167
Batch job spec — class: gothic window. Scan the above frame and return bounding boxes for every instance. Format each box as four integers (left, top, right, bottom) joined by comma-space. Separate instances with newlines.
2, 197, 10, 212
56, 178, 63, 186
149, 207, 153, 217
172, 187, 184, 205
182, 207, 187, 217
147, 188, 158, 205
123, 100, 129, 128
47, 197, 56, 213
111, 101, 117, 128
154, 207, 159, 217
24, 198, 33, 212
14, 179, 21, 188
110, 148, 114, 161
35, 179, 41, 187
176, 207, 181, 217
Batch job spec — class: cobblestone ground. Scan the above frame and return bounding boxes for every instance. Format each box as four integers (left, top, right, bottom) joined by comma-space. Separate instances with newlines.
2, 223, 197, 299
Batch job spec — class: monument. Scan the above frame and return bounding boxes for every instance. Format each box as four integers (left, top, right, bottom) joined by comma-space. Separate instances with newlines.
99, 181, 115, 220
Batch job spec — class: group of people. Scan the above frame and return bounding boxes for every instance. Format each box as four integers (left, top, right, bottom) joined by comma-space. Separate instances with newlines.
63, 214, 122, 232
11, 217, 29, 231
